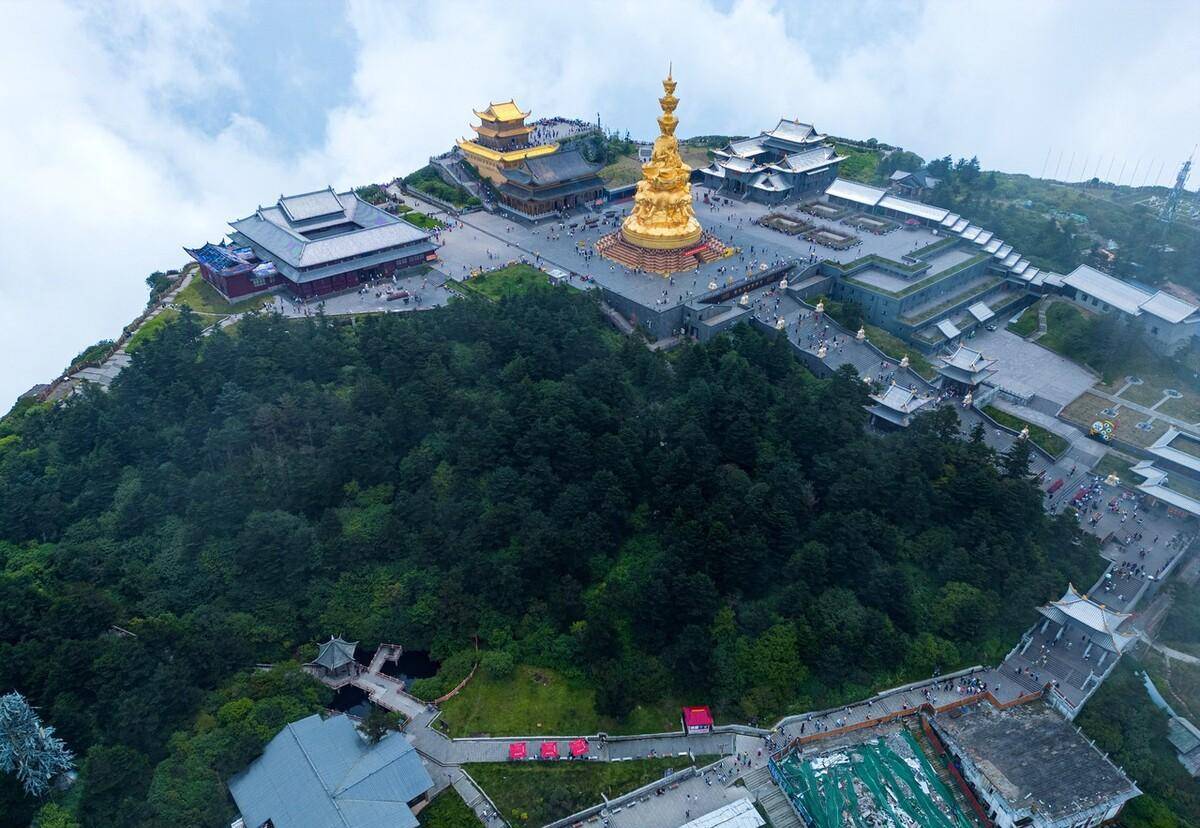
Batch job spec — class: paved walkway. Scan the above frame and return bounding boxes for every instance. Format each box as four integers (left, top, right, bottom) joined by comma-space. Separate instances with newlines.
64, 268, 197, 393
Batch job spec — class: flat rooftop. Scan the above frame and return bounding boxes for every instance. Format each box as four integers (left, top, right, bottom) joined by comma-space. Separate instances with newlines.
775, 725, 978, 828
932, 702, 1138, 822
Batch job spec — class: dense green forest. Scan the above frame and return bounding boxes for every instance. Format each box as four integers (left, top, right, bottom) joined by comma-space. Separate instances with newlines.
0, 289, 1101, 826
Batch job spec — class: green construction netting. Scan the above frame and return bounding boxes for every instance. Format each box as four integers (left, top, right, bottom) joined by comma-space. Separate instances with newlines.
774, 731, 977, 828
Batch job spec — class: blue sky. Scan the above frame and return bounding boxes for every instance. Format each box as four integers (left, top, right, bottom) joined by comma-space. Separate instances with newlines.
1, 0, 1198, 409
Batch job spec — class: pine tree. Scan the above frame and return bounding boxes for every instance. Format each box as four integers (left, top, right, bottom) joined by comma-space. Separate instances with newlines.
0, 692, 74, 797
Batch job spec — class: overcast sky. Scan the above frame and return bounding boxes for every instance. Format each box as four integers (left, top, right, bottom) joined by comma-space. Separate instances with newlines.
2, 0, 1198, 410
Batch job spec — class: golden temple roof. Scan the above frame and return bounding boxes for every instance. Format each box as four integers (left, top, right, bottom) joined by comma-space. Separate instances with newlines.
474, 122, 533, 139
473, 100, 529, 122
456, 139, 557, 163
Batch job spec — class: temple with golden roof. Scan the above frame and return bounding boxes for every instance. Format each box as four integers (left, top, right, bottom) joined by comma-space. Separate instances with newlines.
456, 100, 558, 185
596, 70, 727, 274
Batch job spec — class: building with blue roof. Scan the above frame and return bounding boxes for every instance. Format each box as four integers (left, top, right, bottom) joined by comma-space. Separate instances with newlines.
187, 187, 438, 301
229, 713, 433, 828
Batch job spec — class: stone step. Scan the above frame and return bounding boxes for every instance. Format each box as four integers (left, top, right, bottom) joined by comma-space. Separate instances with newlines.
742, 765, 773, 789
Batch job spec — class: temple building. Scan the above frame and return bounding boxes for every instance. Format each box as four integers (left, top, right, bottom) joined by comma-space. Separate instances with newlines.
698, 119, 844, 203
1061, 264, 1200, 354
456, 100, 558, 185
596, 70, 726, 274
229, 713, 433, 828
189, 188, 436, 300
866, 383, 934, 428
935, 344, 997, 391
929, 701, 1139, 828
495, 149, 605, 220
1004, 584, 1136, 717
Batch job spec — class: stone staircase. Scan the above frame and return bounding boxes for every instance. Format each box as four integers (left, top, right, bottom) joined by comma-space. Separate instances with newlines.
741, 766, 803, 828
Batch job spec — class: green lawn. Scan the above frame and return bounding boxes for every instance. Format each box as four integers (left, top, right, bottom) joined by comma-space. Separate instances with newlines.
1121, 381, 1167, 407
417, 788, 478, 828
174, 277, 272, 316
832, 143, 881, 183
1158, 395, 1200, 424
599, 146, 710, 187
467, 757, 702, 826
404, 165, 481, 208
1036, 302, 1091, 356
126, 309, 179, 351
403, 211, 445, 231
863, 325, 936, 380
1006, 301, 1040, 337
458, 265, 549, 302
438, 665, 684, 737
1090, 451, 1135, 483
982, 405, 1070, 457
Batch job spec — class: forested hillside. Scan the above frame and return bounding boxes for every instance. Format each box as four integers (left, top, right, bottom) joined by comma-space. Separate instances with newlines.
0, 290, 1101, 826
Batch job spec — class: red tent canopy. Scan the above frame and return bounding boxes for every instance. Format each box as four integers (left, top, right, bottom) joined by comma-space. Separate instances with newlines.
539, 741, 560, 759
569, 738, 588, 757
682, 706, 714, 729
508, 741, 527, 760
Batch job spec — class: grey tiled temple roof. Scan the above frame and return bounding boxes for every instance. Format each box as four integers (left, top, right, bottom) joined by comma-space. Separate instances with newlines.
229, 714, 433, 828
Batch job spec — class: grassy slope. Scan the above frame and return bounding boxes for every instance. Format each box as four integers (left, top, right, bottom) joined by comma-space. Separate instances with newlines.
126, 309, 179, 351
863, 324, 937, 380
438, 665, 684, 737
417, 787, 478, 828
599, 146, 711, 187
1006, 300, 1040, 337
174, 278, 272, 315
467, 757, 701, 826
982, 405, 1070, 457
463, 265, 548, 302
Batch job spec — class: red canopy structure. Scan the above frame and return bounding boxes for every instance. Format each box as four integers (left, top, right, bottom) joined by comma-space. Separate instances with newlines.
569, 738, 588, 758
681, 705, 714, 733
539, 741, 560, 760
508, 741, 527, 760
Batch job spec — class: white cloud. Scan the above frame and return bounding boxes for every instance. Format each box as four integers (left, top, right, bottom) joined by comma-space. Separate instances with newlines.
1, 0, 1198, 409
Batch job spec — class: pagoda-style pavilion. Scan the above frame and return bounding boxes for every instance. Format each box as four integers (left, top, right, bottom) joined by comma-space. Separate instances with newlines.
307, 636, 359, 680
457, 100, 558, 185
596, 69, 727, 274
935, 344, 996, 391
866, 383, 934, 428
1036, 584, 1137, 656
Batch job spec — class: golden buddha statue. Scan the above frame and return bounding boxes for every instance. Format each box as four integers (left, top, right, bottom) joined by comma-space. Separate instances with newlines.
620, 68, 704, 251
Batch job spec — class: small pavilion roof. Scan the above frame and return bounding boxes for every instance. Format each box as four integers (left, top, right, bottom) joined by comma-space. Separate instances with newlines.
310, 636, 358, 671
934, 318, 961, 341
941, 344, 996, 373
967, 301, 995, 323
1037, 584, 1136, 653
474, 100, 529, 122
682, 706, 714, 728
870, 384, 932, 415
